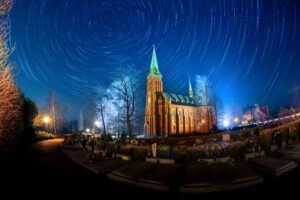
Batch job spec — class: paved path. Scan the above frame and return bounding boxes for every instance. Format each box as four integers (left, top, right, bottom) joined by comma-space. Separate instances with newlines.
0, 139, 154, 198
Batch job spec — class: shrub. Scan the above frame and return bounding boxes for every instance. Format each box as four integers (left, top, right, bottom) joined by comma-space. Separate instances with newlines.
36, 131, 58, 140
105, 143, 116, 157
102, 134, 112, 142
133, 146, 150, 161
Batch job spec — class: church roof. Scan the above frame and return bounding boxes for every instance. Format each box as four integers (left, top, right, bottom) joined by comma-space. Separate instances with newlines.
148, 46, 162, 78
163, 92, 204, 107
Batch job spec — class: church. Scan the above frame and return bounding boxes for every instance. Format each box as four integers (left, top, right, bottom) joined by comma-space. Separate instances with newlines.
144, 47, 216, 137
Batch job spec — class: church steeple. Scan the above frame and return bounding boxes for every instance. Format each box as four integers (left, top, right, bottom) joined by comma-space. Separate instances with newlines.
148, 45, 162, 78
189, 76, 193, 98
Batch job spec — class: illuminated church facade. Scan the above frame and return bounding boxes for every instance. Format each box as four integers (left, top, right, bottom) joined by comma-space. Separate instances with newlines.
144, 47, 216, 137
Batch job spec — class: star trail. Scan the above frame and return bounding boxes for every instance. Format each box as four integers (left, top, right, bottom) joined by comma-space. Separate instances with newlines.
7, 0, 300, 118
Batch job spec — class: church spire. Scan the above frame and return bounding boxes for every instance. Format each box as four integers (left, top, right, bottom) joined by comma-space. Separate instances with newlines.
189, 75, 193, 98
148, 45, 162, 78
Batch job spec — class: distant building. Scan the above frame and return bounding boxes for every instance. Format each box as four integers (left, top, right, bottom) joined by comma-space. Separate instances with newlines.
242, 104, 270, 125
278, 106, 296, 118
144, 47, 216, 137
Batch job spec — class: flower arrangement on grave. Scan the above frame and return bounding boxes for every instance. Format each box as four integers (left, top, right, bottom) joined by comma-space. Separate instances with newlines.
245, 136, 264, 154
126, 144, 133, 150
221, 142, 230, 149
220, 142, 230, 156
198, 145, 209, 157
118, 143, 133, 155
210, 143, 222, 157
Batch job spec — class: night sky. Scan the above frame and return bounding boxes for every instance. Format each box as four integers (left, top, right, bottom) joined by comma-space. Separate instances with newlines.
7, 0, 300, 119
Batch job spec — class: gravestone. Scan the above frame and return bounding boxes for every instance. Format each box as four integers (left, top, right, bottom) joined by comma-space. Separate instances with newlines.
130, 139, 139, 145
222, 134, 230, 142
157, 145, 172, 159
195, 138, 202, 145
152, 143, 157, 158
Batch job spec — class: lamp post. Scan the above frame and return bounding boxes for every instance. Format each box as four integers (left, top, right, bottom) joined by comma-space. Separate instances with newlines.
43, 116, 50, 132
223, 119, 230, 130
234, 117, 239, 126
94, 120, 100, 134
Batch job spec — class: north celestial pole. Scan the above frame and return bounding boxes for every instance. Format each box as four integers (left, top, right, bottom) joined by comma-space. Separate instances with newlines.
7, 0, 300, 118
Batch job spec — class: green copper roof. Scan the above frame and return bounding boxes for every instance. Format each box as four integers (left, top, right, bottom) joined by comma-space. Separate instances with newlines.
148, 46, 162, 78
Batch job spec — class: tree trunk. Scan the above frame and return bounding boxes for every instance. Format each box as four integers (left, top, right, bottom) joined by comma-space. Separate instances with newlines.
100, 109, 106, 135
127, 117, 133, 137
206, 105, 210, 131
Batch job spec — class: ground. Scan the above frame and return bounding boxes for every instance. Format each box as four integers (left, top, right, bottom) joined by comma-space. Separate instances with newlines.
1, 139, 300, 199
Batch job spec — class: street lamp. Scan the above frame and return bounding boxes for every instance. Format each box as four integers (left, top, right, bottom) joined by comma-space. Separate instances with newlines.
234, 117, 239, 126
94, 120, 101, 134
94, 120, 100, 127
43, 116, 50, 124
223, 119, 230, 129
43, 116, 50, 131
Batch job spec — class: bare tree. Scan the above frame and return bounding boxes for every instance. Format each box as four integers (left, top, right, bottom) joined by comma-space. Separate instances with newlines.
195, 75, 213, 129
0, 0, 12, 16
78, 109, 84, 132
105, 92, 124, 137
44, 92, 66, 134
82, 98, 97, 131
95, 88, 107, 135
210, 95, 223, 128
110, 67, 139, 137
278, 106, 289, 118
0, 0, 24, 154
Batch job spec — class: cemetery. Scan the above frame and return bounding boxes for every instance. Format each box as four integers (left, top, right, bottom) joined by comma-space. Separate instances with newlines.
61, 120, 300, 193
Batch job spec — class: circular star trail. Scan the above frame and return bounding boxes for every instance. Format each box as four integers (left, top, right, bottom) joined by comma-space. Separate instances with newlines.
8, 0, 300, 116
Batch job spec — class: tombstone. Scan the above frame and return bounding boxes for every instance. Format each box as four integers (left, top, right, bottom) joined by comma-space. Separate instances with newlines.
272, 132, 277, 145
222, 134, 230, 142
286, 128, 290, 145
130, 139, 139, 145
157, 145, 172, 159
275, 131, 283, 147
195, 138, 202, 145
152, 143, 157, 158
179, 140, 185, 145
